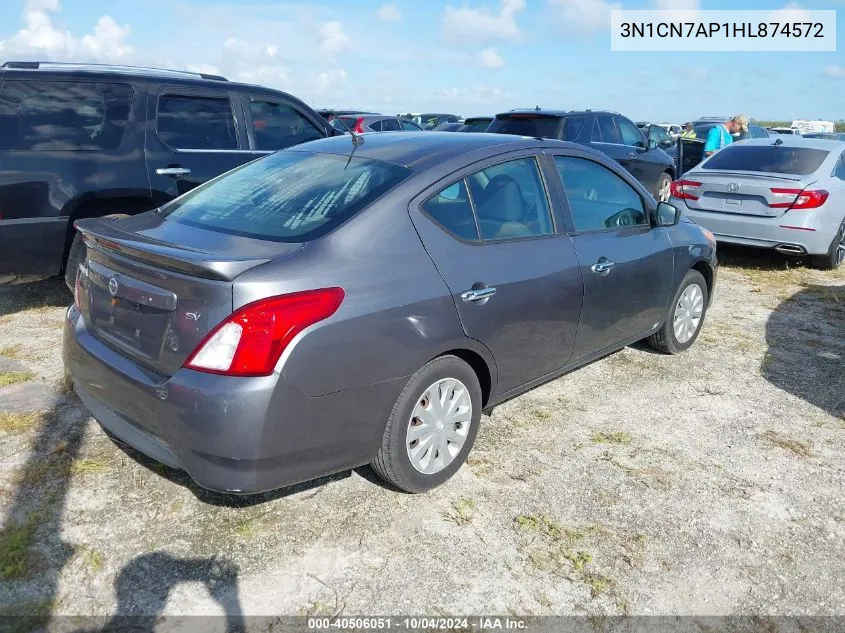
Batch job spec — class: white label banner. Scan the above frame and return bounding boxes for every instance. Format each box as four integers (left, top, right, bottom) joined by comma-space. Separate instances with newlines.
610, 9, 836, 52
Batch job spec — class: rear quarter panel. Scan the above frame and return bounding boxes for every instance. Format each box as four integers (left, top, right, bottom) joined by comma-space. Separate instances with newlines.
230, 182, 495, 399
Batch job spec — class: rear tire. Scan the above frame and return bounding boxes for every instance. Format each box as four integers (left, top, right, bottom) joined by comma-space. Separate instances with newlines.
63, 213, 130, 292
810, 219, 845, 271
647, 269, 709, 355
371, 355, 482, 493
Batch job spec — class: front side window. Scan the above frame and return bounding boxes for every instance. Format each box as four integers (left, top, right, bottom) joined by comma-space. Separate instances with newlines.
617, 117, 645, 148
554, 156, 647, 232
162, 150, 411, 242
381, 118, 401, 132
0, 80, 133, 151
401, 119, 421, 131
467, 158, 554, 241
157, 94, 237, 150
249, 100, 324, 150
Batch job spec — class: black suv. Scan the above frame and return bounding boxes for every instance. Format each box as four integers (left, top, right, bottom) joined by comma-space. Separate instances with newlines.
487, 109, 676, 202
0, 61, 335, 288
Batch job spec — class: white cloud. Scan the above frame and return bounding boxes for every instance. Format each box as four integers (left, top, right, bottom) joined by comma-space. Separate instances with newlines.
549, 0, 621, 34
376, 4, 402, 21
442, 0, 525, 44
0, 0, 133, 60
769, 2, 811, 23
319, 21, 351, 56
314, 68, 348, 92
824, 65, 845, 78
478, 47, 505, 69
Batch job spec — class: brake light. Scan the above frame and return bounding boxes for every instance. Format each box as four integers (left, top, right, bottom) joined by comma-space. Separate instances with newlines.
74, 261, 88, 308
184, 288, 344, 377
769, 188, 829, 209
354, 118, 365, 134
670, 179, 702, 200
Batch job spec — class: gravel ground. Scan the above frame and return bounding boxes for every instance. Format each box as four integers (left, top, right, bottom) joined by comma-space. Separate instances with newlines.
0, 246, 843, 623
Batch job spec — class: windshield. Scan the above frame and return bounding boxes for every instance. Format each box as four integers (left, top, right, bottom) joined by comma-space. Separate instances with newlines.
701, 145, 829, 175
487, 115, 562, 139
162, 151, 412, 242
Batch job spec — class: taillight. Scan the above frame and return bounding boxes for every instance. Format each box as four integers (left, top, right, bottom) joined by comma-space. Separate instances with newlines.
74, 261, 88, 308
769, 188, 829, 210
354, 118, 365, 134
670, 179, 702, 200
184, 288, 345, 377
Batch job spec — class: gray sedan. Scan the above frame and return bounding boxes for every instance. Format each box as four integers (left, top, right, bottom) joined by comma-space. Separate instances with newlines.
670, 137, 845, 269
65, 132, 716, 495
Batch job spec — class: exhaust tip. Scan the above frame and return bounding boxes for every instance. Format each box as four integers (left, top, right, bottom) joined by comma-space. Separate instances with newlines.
774, 244, 806, 256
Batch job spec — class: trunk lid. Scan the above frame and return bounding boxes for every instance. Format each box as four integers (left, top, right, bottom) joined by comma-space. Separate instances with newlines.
75, 212, 302, 376
680, 171, 814, 217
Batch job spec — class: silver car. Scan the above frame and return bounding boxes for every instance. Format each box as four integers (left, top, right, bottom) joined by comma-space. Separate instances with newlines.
670, 137, 845, 269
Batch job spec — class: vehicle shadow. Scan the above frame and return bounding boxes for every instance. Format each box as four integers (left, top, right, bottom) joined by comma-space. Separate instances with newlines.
0, 394, 249, 631
716, 243, 806, 270
763, 283, 845, 420
105, 434, 351, 507
0, 278, 69, 317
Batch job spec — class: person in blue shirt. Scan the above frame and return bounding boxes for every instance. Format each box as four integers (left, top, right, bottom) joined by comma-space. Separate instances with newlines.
704, 115, 749, 157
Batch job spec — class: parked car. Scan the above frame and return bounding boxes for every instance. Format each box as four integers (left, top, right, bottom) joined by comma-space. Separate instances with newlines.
803, 132, 845, 142
667, 123, 770, 176
316, 109, 371, 124
487, 109, 676, 201
0, 60, 336, 289
334, 114, 423, 133
65, 132, 717, 495
670, 137, 845, 269
458, 116, 493, 132
659, 123, 683, 138
768, 127, 801, 136
413, 113, 460, 130
431, 122, 464, 132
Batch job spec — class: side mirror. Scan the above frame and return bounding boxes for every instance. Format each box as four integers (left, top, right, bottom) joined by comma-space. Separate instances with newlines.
660, 139, 673, 148
647, 138, 658, 150
653, 201, 681, 227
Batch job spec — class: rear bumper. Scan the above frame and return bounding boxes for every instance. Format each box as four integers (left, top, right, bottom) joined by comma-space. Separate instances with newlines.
0, 217, 69, 278
63, 305, 403, 494
676, 202, 833, 255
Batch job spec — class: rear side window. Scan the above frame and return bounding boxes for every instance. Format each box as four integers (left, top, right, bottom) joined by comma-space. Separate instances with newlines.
487, 116, 562, 139
401, 119, 421, 131
248, 100, 324, 150
157, 94, 237, 150
562, 115, 589, 141
369, 120, 384, 132
595, 115, 621, 144
0, 80, 133, 151
422, 179, 479, 241
701, 145, 829, 175
381, 118, 401, 132
162, 151, 412, 242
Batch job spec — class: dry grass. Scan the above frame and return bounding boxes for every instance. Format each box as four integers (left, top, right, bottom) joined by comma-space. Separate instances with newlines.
0, 372, 35, 388
69, 459, 109, 476
443, 498, 477, 526
0, 511, 41, 580
760, 430, 813, 459
591, 431, 632, 445
0, 344, 25, 360
0, 411, 43, 433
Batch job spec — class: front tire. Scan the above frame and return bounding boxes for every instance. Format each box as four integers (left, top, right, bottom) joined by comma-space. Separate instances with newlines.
655, 172, 672, 203
810, 219, 845, 271
647, 269, 709, 354
371, 355, 482, 493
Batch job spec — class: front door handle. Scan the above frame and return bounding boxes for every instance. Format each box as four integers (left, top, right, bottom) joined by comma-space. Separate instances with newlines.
591, 260, 615, 275
156, 166, 192, 177
461, 287, 497, 302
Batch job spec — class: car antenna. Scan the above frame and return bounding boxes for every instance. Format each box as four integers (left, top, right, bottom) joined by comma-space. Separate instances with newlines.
328, 109, 364, 169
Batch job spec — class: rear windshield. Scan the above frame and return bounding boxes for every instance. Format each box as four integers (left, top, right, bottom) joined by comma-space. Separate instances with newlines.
462, 120, 491, 132
487, 115, 562, 139
701, 145, 829, 175
162, 151, 412, 242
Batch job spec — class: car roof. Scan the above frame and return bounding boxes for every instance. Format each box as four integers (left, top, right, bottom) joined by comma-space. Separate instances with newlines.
289, 131, 581, 169
727, 137, 842, 150
497, 109, 618, 118
0, 61, 299, 98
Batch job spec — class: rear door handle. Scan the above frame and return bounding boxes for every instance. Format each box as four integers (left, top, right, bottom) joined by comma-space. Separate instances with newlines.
461, 287, 496, 302
591, 260, 615, 275
156, 167, 192, 177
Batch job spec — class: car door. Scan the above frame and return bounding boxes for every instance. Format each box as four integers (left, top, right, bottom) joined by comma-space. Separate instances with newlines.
615, 115, 662, 193
146, 86, 253, 202
551, 153, 675, 360
409, 153, 583, 394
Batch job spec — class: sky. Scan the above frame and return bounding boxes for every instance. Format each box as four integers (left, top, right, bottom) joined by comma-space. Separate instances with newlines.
0, 0, 843, 122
